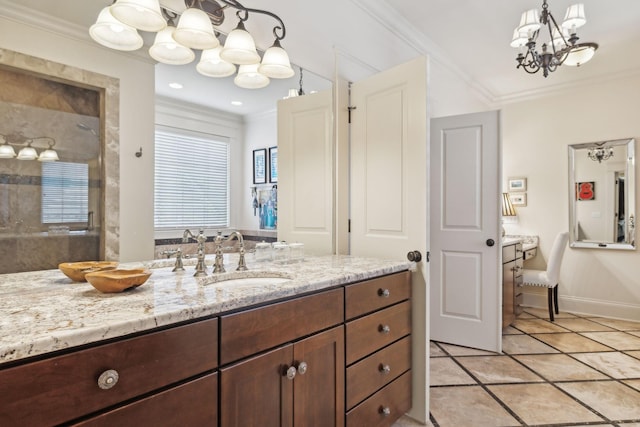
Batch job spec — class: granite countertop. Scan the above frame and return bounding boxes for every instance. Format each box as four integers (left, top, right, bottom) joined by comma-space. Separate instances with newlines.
0, 254, 410, 365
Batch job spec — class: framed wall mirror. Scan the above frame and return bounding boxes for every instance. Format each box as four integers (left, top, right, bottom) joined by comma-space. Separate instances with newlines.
568, 138, 636, 250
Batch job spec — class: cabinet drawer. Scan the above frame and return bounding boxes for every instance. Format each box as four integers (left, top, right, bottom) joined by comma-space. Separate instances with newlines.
346, 336, 411, 410
0, 318, 218, 427
220, 288, 343, 365
73, 373, 218, 427
502, 244, 515, 263
515, 257, 524, 278
346, 271, 410, 320
346, 371, 411, 427
346, 301, 411, 365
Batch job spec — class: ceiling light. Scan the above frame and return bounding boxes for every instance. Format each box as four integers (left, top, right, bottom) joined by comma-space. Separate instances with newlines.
89, 0, 293, 89
0, 141, 16, 158
231, 101, 243, 106
588, 146, 614, 163
89, 6, 144, 51
511, 1, 598, 77
149, 25, 195, 64
169, 82, 183, 89
17, 145, 38, 161
0, 135, 59, 161
234, 63, 270, 89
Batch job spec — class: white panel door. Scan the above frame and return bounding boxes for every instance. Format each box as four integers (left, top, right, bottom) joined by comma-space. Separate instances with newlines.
350, 56, 428, 424
277, 89, 334, 254
430, 111, 501, 352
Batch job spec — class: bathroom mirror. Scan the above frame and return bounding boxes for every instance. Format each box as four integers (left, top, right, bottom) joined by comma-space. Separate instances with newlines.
568, 138, 636, 250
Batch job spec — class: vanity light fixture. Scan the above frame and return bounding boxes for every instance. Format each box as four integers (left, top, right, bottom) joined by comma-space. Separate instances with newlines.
587, 146, 614, 163
502, 193, 517, 237
0, 134, 59, 162
90, 0, 295, 89
510, 1, 598, 77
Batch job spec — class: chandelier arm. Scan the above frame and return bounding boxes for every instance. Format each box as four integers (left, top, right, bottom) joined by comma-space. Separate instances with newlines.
217, 0, 286, 40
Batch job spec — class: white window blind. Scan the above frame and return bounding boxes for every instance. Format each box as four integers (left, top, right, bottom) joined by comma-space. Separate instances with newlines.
41, 162, 89, 224
154, 128, 229, 230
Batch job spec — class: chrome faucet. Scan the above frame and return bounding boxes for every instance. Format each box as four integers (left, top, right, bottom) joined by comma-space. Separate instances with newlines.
183, 229, 208, 277
161, 248, 185, 272
212, 230, 248, 273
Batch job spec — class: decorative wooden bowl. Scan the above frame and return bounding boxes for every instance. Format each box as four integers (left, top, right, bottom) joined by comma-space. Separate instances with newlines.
85, 269, 152, 293
59, 261, 119, 282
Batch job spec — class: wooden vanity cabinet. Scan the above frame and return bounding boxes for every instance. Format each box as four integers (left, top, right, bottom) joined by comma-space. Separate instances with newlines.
219, 288, 345, 427
502, 241, 524, 328
0, 318, 218, 427
344, 271, 412, 427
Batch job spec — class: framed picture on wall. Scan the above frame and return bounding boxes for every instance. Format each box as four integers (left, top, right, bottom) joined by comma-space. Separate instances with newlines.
576, 181, 595, 200
253, 148, 267, 184
268, 146, 278, 183
509, 192, 527, 207
508, 177, 527, 192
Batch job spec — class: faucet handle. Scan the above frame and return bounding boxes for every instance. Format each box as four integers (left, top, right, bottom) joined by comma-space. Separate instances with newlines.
236, 245, 248, 271
172, 248, 185, 272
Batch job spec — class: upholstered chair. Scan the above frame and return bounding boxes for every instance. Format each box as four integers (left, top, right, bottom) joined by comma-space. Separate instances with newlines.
521, 232, 569, 321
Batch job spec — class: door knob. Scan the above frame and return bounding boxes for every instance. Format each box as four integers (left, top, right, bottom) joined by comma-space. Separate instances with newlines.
486, 239, 495, 247
407, 250, 422, 262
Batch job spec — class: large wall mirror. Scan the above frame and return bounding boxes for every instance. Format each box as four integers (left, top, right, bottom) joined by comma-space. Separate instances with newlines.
569, 138, 636, 250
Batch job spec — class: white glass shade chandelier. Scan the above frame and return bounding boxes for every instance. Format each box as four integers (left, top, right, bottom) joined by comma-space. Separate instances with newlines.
510, 1, 598, 77
90, 0, 295, 89
588, 146, 614, 163
0, 135, 59, 162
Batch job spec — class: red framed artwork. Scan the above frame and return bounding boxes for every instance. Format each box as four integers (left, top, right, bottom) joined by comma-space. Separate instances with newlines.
576, 181, 595, 200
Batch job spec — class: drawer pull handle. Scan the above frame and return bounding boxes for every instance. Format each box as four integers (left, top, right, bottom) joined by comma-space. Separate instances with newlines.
285, 365, 297, 380
379, 406, 391, 417
97, 369, 119, 390
297, 361, 308, 375
378, 288, 390, 298
379, 363, 391, 374
379, 324, 391, 334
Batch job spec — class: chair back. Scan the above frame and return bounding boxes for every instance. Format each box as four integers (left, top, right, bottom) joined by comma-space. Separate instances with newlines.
546, 232, 569, 284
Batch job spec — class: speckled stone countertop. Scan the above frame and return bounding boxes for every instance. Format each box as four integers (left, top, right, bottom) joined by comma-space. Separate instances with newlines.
0, 254, 410, 365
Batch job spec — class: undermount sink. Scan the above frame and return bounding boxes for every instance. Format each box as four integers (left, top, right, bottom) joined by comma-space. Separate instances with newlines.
199, 271, 293, 287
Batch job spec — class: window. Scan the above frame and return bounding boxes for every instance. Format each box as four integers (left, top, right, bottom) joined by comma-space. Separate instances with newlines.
154, 127, 229, 230
41, 162, 89, 224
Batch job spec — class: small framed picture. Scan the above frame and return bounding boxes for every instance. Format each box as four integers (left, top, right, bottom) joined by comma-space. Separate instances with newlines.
253, 148, 267, 184
576, 181, 595, 201
508, 177, 527, 192
268, 146, 278, 183
509, 193, 527, 207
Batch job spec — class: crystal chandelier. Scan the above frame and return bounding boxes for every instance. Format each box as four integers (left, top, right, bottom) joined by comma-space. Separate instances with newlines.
89, 0, 294, 89
510, 1, 598, 77
588, 146, 614, 163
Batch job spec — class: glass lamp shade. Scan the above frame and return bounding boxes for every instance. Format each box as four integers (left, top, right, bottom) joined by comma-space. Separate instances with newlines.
149, 26, 195, 65
258, 40, 295, 79
90, 7, 144, 51
562, 4, 586, 30
234, 63, 270, 89
563, 43, 597, 66
196, 47, 236, 77
173, 7, 219, 50
0, 144, 16, 158
510, 28, 528, 48
220, 22, 261, 65
38, 149, 59, 162
110, 0, 166, 32
502, 193, 517, 217
517, 9, 541, 35
17, 146, 38, 161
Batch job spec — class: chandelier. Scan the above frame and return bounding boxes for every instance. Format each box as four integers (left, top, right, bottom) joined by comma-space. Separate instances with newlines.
588, 146, 614, 163
0, 134, 59, 162
89, 0, 294, 89
510, 1, 598, 77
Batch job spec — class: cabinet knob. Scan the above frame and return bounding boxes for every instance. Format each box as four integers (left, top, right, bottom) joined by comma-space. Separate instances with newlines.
297, 361, 308, 375
379, 363, 391, 374
379, 324, 391, 334
285, 366, 297, 380
378, 288, 390, 298
379, 406, 391, 417
97, 369, 119, 390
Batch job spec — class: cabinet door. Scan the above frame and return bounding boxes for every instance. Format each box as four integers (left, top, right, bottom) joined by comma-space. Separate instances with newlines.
502, 260, 515, 328
220, 345, 294, 427
293, 326, 345, 427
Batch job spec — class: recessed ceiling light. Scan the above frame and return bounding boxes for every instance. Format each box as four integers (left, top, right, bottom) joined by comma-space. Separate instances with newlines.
231, 101, 243, 107
168, 82, 183, 89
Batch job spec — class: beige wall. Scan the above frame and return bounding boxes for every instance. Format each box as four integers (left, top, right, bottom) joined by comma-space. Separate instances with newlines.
502, 73, 640, 320
0, 13, 156, 262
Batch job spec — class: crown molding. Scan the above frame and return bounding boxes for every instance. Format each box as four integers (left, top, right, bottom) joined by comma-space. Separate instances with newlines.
0, 0, 154, 64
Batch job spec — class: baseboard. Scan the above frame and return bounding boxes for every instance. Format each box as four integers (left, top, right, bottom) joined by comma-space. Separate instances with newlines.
521, 290, 640, 322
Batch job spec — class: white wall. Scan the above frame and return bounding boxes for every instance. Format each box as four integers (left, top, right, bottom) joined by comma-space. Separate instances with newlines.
0, 10, 156, 262
502, 73, 640, 320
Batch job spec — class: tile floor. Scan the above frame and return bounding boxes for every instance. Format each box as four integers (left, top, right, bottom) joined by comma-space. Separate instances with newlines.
393, 308, 640, 427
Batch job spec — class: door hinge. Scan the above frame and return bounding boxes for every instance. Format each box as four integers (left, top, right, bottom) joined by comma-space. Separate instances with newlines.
426, 251, 430, 262
347, 106, 357, 124
348, 219, 351, 233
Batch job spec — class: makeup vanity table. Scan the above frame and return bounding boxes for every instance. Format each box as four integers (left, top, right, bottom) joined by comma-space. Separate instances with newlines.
502, 235, 538, 327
